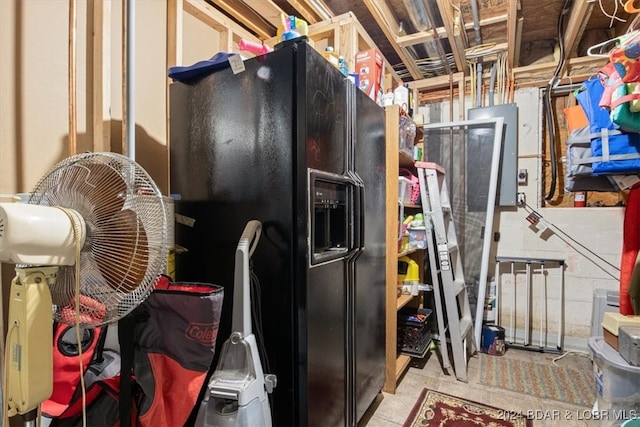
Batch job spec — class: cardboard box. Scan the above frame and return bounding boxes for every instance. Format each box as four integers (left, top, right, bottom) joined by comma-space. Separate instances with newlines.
355, 49, 383, 103
601, 313, 640, 351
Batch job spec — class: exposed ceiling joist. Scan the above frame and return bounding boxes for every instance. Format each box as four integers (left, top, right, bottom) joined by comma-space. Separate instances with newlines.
242, 0, 286, 28
562, 0, 595, 59
184, 0, 261, 44
435, 0, 467, 73
362, 0, 424, 79
397, 14, 508, 48
513, 55, 605, 86
206, 0, 273, 39
287, 0, 329, 24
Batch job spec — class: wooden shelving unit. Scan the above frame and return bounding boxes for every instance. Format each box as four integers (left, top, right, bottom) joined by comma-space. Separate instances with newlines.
383, 105, 428, 394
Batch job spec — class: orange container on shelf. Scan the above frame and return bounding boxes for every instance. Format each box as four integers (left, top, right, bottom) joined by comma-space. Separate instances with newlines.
355, 48, 383, 103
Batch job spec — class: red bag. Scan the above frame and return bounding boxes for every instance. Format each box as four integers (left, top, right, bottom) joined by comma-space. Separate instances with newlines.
42, 324, 110, 418
44, 276, 224, 427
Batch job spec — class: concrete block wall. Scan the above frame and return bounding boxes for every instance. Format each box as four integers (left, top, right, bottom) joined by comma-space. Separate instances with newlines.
419, 87, 623, 351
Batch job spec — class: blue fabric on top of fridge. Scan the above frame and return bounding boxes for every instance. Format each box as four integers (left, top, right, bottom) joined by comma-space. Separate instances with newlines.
167, 52, 236, 83
575, 77, 640, 175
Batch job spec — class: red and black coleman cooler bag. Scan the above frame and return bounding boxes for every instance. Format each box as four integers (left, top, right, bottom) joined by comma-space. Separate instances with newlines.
45, 276, 224, 427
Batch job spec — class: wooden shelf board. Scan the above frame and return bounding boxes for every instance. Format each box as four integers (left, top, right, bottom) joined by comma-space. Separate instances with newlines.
397, 294, 414, 310
399, 150, 415, 169
395, 354, 412, 380
403, 203, 421, 209
398, 248, 418, 257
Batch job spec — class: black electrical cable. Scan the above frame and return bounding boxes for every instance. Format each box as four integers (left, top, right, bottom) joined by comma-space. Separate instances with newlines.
544, 0, 572, 201
543, 88, 557, 200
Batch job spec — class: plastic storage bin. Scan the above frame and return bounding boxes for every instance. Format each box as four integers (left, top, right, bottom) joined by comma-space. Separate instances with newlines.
588, 337, 640, 427
397, 307, 432, 357
407, 225, 426, 249
398, 176, 413, 205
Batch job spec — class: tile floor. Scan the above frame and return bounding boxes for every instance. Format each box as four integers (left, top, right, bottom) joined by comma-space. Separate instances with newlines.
360, 347, 603, 427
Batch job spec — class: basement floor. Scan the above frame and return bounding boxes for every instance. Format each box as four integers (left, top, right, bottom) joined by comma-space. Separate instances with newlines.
362, 346, 602, 427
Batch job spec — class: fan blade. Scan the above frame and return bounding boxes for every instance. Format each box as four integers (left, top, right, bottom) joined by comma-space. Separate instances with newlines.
51, 162, 127, 222
94, 209, 149, 293
58, 294, 107, 325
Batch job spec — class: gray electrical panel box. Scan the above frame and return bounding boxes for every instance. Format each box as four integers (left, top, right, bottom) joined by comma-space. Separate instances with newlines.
468, 103, 518, 206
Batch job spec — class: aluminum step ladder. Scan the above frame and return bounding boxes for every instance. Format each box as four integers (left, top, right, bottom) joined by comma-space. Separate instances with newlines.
416, 161, 476, 382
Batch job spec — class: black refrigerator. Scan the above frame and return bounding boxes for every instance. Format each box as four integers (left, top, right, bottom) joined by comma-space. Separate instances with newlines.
169, 40, 386, 427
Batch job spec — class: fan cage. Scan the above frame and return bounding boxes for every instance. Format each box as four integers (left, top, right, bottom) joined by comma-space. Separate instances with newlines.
27, 152, 169, 326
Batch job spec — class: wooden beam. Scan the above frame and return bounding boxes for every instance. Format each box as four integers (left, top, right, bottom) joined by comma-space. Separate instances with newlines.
167, 0, 182, 193
397, 14, 508, 48
435, 0, 467, 73
362, 0, 424, 79
398, 27, 448, 47
209, 0, 273, 39
513, 16, 523, 69
408, 72, 465, 90
287, 0, 321, 24
92, 0, 111, 153
243, 0, 285, 28
286, 0, 333, 24
506, 0, 518, 69
562, 0, 595, 59
513, 55, 606, 85
183, 0, 261, 44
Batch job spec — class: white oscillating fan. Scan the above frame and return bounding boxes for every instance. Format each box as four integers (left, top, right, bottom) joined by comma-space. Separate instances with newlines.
0, 152, 169, 419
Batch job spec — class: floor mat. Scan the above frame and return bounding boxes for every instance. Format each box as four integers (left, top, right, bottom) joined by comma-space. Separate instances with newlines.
403, 388, 532, 427
479, 353, 595, 407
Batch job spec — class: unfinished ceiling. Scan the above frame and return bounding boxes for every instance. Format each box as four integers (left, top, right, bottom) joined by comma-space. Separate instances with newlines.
207, 0, 639, 86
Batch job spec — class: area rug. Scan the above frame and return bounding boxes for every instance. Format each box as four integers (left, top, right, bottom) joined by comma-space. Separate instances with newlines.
403, 388, 532, 427
480, 354, 595, 407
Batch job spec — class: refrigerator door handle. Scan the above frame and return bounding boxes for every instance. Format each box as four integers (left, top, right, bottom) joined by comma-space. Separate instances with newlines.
354, 180, 365, 254
348, 170, 365, 256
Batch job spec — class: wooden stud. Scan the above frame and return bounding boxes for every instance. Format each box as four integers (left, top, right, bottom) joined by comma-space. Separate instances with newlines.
166, 0, 182, 193
506, 0, 518, 69
92, 0, 112, 153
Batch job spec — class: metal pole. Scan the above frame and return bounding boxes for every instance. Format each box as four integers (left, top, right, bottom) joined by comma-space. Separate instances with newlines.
125, 0, 135, 160
525, 262, 531, 346
510, 261, 515, 343
539, 263, 545, 349
558, 262, 564, 350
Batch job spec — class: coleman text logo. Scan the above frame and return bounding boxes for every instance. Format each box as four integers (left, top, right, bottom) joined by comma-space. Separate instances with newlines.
185, 322, 218, 346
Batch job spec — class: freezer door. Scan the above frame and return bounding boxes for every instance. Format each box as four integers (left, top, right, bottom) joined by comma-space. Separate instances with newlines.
169, 46, 300, 426
351, 85, 387, 422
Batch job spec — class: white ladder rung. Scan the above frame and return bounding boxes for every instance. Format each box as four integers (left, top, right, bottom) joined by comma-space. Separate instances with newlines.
453, 279, 465, 295
459, 318, 473, 336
